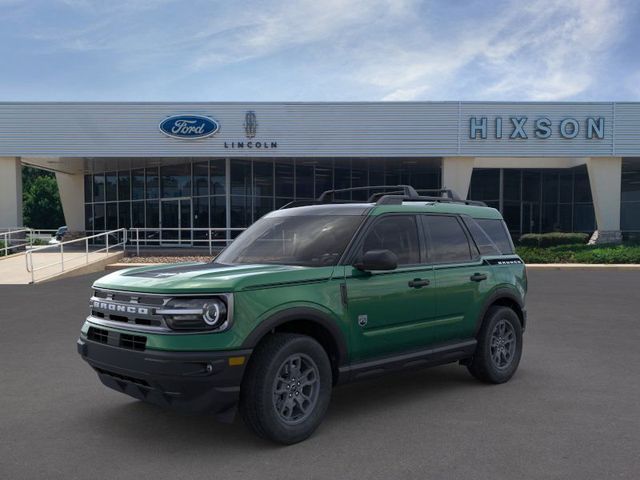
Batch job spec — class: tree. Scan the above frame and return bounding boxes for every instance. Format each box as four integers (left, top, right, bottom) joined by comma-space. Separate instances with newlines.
22, 167, 65, 228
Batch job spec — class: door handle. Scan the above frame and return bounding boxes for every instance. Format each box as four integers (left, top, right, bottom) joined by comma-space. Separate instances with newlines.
408, 278, 430, 288
470, 273, 488, 282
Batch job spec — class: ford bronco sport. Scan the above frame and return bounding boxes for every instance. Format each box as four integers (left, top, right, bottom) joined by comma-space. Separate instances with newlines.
77, 185, 527, 444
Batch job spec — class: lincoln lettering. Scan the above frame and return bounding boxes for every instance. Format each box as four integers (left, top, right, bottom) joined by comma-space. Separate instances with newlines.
224, 141, 278, 149
469, 116, 605, 140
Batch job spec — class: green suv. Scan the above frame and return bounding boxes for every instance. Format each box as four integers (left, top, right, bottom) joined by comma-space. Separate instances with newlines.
77, 186, 527, 444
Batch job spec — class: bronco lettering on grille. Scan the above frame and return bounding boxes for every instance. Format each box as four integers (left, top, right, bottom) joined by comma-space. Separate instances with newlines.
92, 301, 149, 315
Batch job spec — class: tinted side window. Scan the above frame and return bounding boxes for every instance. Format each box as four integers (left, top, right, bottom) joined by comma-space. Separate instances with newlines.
423, 215, 473, 263
361, 216, 420, 265
462, 216, 501, 256
476, 219, 514, 254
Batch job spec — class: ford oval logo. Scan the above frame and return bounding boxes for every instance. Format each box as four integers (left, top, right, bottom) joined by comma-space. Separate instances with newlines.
159, 114, 219, 139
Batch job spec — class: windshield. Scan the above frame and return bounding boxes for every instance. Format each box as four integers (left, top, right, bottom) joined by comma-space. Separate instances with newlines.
215, 215, 363, 266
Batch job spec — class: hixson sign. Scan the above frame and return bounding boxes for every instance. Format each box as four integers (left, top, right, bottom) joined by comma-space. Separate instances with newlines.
469, 116, 605, 140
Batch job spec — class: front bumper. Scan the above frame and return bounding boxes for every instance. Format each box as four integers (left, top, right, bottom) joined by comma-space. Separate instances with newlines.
77, 336, 251, 421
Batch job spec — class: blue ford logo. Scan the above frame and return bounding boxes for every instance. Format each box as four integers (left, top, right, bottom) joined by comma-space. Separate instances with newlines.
159, 114, 219, 139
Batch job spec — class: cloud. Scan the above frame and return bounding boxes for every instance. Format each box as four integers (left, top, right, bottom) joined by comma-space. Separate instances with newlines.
2, 0, 633, 100
189, 0, 418, 70
478, 0, 624, 100
382, 86, 429, 101
353, 0, 626, 101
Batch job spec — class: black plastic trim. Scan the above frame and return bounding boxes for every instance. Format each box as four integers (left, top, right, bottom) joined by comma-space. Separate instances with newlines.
338, 339, 477, 383
475, 287, 526, 334
241, 307, 349, 366
77, 336, 251, 419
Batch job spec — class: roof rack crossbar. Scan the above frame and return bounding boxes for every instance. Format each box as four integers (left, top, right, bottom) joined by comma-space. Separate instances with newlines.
375, 194, 487, 207
414, 188, 462, 201
278, 199, 363, 210
367, 190, 407, 202
317, 185, 419, 203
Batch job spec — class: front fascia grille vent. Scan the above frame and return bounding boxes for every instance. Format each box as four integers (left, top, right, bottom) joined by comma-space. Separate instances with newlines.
87, 327, 109, 344
119, 333, 147, 351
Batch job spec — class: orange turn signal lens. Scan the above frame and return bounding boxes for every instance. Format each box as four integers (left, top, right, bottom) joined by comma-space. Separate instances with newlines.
228, 356, 245, 366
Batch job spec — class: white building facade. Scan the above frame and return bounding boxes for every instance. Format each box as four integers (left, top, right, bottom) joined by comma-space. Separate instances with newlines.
1, 101, 639, 244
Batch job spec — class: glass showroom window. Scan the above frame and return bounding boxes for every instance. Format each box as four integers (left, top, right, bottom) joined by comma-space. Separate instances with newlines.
105, 172, 117, 202
621, 158, 640, 234
470, 167, 595, 236
131, 168, 145, 200
83, 157, 441, 237
146, 167, 160, 199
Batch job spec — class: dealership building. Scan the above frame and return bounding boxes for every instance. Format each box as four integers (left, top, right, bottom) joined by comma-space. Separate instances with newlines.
1, 101, 639, 245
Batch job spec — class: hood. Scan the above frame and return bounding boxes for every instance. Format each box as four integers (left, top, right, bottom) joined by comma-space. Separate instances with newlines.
93, 262, 336, 294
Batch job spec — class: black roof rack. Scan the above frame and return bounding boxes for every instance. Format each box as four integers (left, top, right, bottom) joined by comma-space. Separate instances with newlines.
375, 195, 487, 207
278, 200, 318, 210
415, 189, 462, 201
317, 185, 419, 203
279, 185, 487, 209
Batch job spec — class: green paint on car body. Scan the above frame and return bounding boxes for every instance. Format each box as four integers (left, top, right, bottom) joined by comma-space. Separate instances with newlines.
82, 201, 525, 361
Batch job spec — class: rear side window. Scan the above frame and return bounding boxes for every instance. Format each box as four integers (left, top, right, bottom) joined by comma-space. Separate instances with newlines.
423, 215, 473, 263
476, 219, 515, 254
462, 216, 501, 256
360, 215, 421, 265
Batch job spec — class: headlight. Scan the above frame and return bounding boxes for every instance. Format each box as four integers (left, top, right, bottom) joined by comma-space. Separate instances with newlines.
157, 297, 229, 331
203, 301, 225, 326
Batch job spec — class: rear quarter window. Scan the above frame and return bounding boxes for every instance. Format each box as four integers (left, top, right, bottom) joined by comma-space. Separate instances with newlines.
462, 217, 501, 256
475, 218, 515, 254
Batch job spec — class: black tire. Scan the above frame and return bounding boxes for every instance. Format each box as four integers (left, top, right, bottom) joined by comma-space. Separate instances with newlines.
240, 333, 332, 444
467, 306, 523, 384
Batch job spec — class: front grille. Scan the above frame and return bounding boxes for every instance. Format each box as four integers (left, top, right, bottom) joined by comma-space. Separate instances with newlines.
90, 310, 162, 327
89, 288, 233, 335
94, 289, 165, 306
120, 333, 147, 351
89, 288, 170, 332
87, 327, 109, 344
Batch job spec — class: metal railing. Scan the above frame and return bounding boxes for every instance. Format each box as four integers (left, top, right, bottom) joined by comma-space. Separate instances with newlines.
1, 228, 31, 257
127, 228, 246, 256
28, 228, 59, 240
25, 229, 127, 283
0, 228, 59, 257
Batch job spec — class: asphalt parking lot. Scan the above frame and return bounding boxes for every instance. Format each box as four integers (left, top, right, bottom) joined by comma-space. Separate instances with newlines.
1, 269, 639, 480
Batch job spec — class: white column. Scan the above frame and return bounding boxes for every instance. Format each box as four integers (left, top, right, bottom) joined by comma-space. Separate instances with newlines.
442, 156, 475, 199
0, 157, 23, 227
55, 172, 85, 232
585, 157, 622, 243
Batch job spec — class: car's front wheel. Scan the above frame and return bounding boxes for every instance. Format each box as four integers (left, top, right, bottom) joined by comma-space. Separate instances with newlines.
240, 333, 332, 444
467, 306, 523, 384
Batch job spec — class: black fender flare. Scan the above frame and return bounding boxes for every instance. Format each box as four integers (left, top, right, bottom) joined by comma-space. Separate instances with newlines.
475, 287, 526, 335
241, 307, 349, 366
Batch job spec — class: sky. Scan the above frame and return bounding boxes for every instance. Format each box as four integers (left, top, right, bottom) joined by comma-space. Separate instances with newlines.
0, 0, 639, 101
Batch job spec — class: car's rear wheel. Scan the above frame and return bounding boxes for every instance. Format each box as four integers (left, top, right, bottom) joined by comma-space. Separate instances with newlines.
467, 306, 523, 384
240, 333, 332, 444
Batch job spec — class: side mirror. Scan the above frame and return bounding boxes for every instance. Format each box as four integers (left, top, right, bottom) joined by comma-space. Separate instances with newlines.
354, 249, 398, 271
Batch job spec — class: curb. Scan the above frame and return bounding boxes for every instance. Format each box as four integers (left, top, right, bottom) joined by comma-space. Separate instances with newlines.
525, 263, 640, 269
